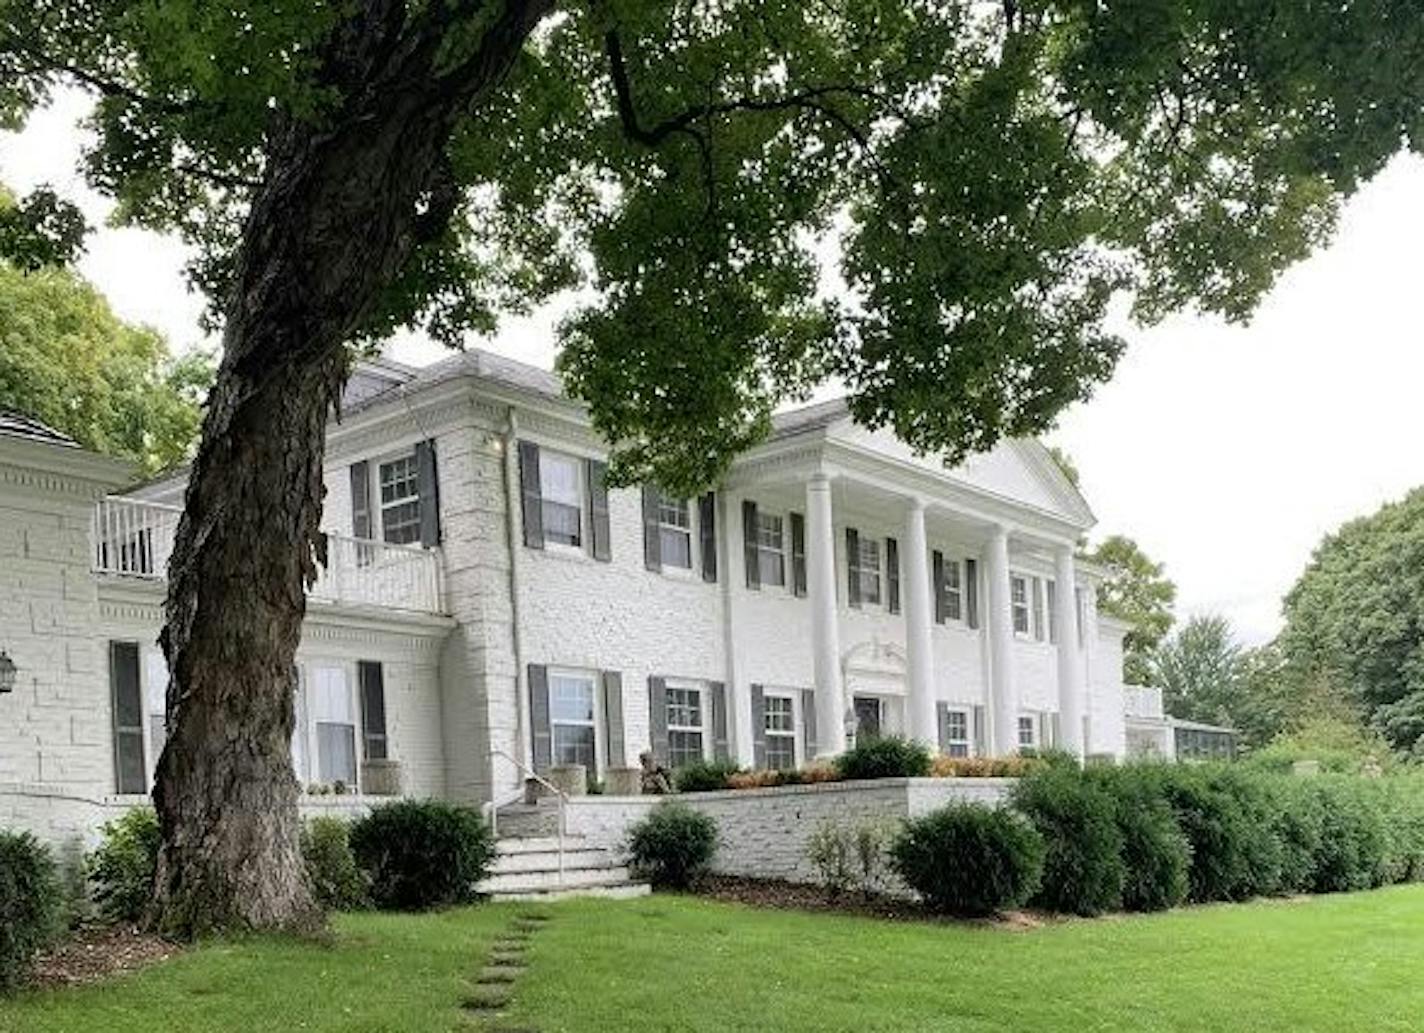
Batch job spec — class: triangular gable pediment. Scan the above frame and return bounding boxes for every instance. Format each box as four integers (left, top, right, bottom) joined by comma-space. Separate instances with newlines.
830, 422, 1093, 526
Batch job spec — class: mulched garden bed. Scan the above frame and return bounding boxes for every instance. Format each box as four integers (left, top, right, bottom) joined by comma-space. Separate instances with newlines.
694, 875, 1046, 930
27, 926, 182, 989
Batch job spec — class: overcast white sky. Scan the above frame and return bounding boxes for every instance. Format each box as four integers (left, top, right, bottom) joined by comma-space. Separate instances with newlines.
4, 90, 1421, 646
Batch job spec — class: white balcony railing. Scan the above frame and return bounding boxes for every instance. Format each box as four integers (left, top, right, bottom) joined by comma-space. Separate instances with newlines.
92, 497, 443, 614
1123, 685, 1165, 720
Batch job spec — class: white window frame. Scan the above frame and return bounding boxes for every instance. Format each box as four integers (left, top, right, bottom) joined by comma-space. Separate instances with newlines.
762, 691, 799, 769
943, 707, 971, 758
1017, 714, 1037, 750
547, 668, 600, 774
657, 493, 694, 572
141, 648, 168, 791
665, 681, 708, 767
376, 451, 422, 546
941, 556, 964, 623
857, 537, 883, 606
756, 512, 787, 588
299, 660, 362, 792
1010, 574, 1031, 637
539, 448, 586, 552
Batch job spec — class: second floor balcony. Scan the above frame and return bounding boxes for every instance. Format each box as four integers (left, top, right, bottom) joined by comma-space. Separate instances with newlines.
92, 496, 444, 615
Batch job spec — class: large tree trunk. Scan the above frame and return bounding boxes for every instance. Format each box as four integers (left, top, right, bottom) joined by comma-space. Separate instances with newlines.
151, 0, 553, 936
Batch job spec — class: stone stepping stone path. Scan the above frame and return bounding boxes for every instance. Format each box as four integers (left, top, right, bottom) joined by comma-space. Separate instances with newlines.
460, 910, 552, 1031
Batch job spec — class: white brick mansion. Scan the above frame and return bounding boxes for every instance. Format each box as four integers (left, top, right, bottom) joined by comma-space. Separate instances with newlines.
0, 351, 1200, 849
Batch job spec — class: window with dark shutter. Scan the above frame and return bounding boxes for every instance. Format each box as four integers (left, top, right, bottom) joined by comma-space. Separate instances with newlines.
518, 441, 545, 549
528, 664, 552, 772
110, 641, 145, 794
699, 492, 717, 582
742, 499, 760, 590
358, 661, 387, 761
790, 512, 807, 596
415, 439, 441, 547
349, 461, 372, 540
589, 459, 612, 561
846, 527, 861, 607
933, 550, 946, 623
965, 557, 980, 629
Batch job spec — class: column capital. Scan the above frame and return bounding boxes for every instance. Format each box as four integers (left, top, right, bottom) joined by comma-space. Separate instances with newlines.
807, 469, 833, 489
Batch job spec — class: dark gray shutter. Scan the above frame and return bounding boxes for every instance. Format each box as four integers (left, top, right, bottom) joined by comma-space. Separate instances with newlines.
750, 684, 767, 769
790, 512, 807, 597
642, 486, 662, 571
936, 701, 950, 754
972, 704, 986, 756
358, 660, 387, 761
588, 459, 612, 562
965, 557, 980, 629
709, 681, 729, 761
415, 439, 441, 547
699, 492, 717, 582
601, 670, 625, 768
846, 527, 861, 608
648, 676, 669, 764
109, 641, 145, 794
349, 461, 372, 540
528, 664, 551, 772
742, 499, 760, 589
1047, 580, 1058, 643
518, 441, 544, 549
932, 550, 946, 623
801, 688, 819, 760
886, 537, 900, 615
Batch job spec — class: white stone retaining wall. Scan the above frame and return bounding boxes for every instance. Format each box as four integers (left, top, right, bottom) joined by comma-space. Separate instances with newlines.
561, 776, 1016, 887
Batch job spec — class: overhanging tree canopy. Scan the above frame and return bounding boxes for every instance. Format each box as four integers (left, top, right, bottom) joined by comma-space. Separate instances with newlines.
3, 0, 1421, 934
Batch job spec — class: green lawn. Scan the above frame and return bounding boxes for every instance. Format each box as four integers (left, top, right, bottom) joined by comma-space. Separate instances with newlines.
6, 886, 1424, 1032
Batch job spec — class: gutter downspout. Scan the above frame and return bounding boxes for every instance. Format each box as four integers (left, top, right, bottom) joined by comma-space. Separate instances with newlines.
502, 406, 532, 777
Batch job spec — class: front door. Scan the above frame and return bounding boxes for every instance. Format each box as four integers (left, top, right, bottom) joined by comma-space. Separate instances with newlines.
853, 695, 882, 742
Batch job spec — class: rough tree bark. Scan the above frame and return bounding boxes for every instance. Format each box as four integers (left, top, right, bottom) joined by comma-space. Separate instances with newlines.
152, 0, 555, 936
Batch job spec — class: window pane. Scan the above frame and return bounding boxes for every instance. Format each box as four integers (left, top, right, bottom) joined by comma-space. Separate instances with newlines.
317, 722, 357, 784
668, 730, 704, 768
667, 687, 702, 729
542, 499, 582, 546
550, 675, 595, 723
1017, 716, 1035, 747
115, 730, 146, 795
553, 724, 596, 768
764, 696, 794, 733
758, 549, 786, 587
765, 734, 796, 770
660, 527, 692, 569
658, 497, 690, 528
540, 452, 582, 506
379, 455, 422, 544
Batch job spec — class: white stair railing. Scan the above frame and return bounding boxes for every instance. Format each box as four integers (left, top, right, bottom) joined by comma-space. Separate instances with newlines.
485, 747, 568, 887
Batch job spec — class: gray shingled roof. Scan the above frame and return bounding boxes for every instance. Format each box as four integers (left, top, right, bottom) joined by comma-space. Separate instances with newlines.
0, 408, 79, 447
769, 396, 849, 439
348, 347, 563, 414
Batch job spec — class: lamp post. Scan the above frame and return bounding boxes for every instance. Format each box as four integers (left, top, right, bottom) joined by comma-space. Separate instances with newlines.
0, 650, 15, 694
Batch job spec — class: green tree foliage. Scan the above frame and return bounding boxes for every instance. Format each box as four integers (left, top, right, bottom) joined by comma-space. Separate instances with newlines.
4, 1, 1423, 492
1281, 488, 1424, 755
1084, 535, 1176, 685
1153, 614, 1243, 726
0, 259, 213, 474
0, 183, 84, 270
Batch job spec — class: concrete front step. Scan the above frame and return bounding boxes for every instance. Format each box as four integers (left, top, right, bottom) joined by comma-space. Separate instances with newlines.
479, 864, 634, 896
485, 880, 652, 903
495, 835, 591, 855
489, 846, 619, 875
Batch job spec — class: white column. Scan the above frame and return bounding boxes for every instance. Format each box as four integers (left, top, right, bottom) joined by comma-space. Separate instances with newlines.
1054, 543, 1087, 758
806, 472, 845, 758
902, 498, 938, 747
985, 524, 1019, 755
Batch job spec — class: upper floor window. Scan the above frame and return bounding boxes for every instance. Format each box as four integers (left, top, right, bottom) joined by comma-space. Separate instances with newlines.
378, 454, 422, 545
856, 538, 882, 605
1010, 575, 1030, 635
540, 450, 583, 547
666, 684, 705, 767
756, 513, 786, 587
658, 495, 693, 569
763, 693, 797, 770
941, 558, 963, 622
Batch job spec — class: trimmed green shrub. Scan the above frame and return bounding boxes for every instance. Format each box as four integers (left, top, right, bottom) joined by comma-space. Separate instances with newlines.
301, 817, 368, 911
1158, 767, 1284, 902
806, 819, 895, 899
348, 800, 494, 910
1013, 767, 1125, 915
1379, 775, 1424, 883
674, 760, 741, 793
89, 806, 161, 924
626, 802, 718, 889
1267, 778, 1326, 894
835, 736, 932, 781
890, 804, 1044, 916
1088, 766, 1190, 911
1310, 777, 1388, 893
0, 831, 64, 993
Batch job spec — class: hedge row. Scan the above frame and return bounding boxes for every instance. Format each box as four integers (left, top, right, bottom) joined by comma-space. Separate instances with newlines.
891, 765, 1424, 917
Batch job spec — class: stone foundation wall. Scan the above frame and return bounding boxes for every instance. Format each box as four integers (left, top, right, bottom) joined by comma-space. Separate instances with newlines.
560, 777, 1016, 887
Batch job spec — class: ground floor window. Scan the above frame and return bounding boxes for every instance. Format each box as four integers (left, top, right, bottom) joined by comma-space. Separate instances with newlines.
666, 684, 705, 767
312, 665, 357, 788
358, 660, 387, 762
763, 693, 797, 770
550, 670, 598, 770
1017, 714, 1036, 750
943, 708, 970, 757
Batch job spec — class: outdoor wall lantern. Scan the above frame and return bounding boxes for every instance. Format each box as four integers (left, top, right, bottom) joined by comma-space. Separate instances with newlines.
0, 650, 16, 694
